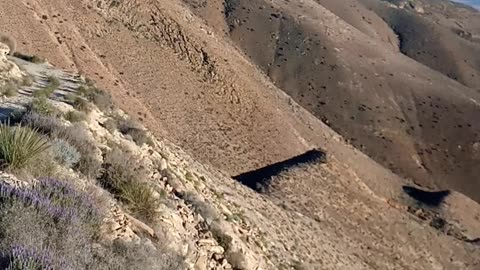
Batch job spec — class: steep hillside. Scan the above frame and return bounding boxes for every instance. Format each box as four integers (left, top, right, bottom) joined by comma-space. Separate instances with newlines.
1, 0, 480, 268
182, 0, 480, 201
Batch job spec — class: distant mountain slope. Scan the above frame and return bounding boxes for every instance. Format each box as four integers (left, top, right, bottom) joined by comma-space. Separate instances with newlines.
183, 0, 480, 202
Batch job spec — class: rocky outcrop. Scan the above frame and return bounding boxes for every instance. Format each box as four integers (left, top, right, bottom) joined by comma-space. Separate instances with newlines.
0, 42, 23, 86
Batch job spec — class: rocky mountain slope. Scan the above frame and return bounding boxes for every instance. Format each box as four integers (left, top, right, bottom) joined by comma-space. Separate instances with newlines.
1, 45, 480, 269
0, 0, 479, 269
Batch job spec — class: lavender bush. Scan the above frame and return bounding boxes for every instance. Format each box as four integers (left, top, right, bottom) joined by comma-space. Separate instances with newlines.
0, 246, 57, 270
0, 178, 102, 269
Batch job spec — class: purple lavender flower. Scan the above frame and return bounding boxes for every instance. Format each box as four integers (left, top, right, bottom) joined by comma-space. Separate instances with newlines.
0, 178, 100, 225
1, 245, 57, 270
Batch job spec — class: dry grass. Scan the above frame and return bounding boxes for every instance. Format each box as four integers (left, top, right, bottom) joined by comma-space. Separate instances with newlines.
101, 148, 159, 221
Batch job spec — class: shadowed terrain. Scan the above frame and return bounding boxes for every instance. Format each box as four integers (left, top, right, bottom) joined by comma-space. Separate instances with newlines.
233, 149, 327, 192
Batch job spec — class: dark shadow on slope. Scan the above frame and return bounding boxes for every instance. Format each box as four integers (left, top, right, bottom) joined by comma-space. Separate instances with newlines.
402, 186, 451, 207
233, 149, 327, 192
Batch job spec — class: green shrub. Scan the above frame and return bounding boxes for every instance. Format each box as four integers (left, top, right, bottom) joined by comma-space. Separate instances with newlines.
50, 138, 81, 168
117, 118, 153, 146
101, 149, 158, 221
34, 76, 59, 98
117, 181, 158, 221
77, 83, 113, 112
72, 97, 91, 112
54, 124, 102, 178
64, 110, 87, 123
27, 97, 57, 116
0, 123, 50, 169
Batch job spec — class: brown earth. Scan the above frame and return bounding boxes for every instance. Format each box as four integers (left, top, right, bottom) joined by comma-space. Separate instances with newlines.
183, 0, 480, 201
1, 0, 480, 268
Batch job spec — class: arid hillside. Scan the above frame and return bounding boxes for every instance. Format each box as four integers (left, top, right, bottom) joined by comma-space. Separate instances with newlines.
184, 0, 480, 201
1, 0, 480, 269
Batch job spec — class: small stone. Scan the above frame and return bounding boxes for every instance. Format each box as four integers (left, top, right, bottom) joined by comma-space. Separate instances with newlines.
160, 158, 168, 171
210, 245, 225, 255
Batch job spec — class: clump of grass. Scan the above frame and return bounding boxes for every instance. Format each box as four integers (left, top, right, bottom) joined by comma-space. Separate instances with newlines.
0, 34, 16, 55
102, 118, 117, 133
76, 82, 113, 112
0, 123, 50, 169
22, 149, 59, 178
22, 111, 63, 135
117, 118, 153, 146
63, 110, 87, 123
34, 76, 60, 98
101, 148, 158, 221
72, 96, 91, 112
27, 97, 57, 116
0, 83, 17, 97
21, 75, 34, 87
54, 124, 102, 179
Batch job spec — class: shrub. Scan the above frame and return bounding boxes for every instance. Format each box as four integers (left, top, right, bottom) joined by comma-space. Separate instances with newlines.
27, 97, 57, 116
0, 34, 16, 55
54, 124, 102, 178
90, 239, 185, 270
77, 84, 113, 112
34, 76, 59, 98
101, 149, 158, 221
64, 110, 87, 123
50, 138, 81, 168
23, 149, 59, 178
0, 246, 57, 270
22, 111, 63, 135
21, 75, 34, 87
117, 118, 153, 146
72, 97, 91, 112
102, 118, 117, 133
0, 83, 17, 97
0, 178, 102, 269
0, 123, 50, 169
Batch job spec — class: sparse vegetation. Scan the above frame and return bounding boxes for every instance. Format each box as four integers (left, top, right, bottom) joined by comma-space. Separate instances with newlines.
13, 52, 46, 64
100, 148, 158, 221
22, 111, 63, 135
116, 117, 153, 146
0, 82, 17, 97
50, 138, 81, 169
55, 124, 102, 179
0, 123, 49, 169
33, 76, 60, 98
76, 83, 113, 112
64, 110, 87, 123
102, 118, 117, 133
27, 97, 57, 116
72, 96, 91, 112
